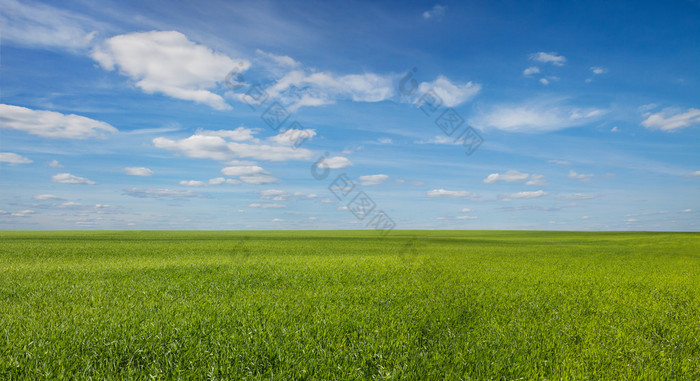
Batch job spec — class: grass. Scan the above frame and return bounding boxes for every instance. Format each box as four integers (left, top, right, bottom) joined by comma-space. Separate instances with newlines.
0, 230, 699, 379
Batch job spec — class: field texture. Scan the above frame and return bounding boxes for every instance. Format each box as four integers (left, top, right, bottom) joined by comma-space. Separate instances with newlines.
0, 230, 699, 379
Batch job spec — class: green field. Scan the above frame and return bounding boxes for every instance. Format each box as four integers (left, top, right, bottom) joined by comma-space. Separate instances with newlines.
1, 230, 699, 379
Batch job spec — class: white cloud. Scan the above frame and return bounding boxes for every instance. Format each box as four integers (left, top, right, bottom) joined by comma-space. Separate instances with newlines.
272, 218, 284, 222
208, 177, 226, 185
557, 193, 595, 200
460, 208, 472, 212
248, 203, 287, 209
590, 66, 608, 75
0, 0, 99, 50
358, 174, 388, 186
641, 108, 700, 131
260, 189, 288, 200
474, 100, 605, 133
123, 188, 202, 198
548, 159, 570, 165
499, 190, 548, 201
198, 127, 259, 142
456, 216, 477, 220
1, 209, 35, 217
683, 209, 692, 213
221, 165, 265, 176
0, 104, 117, 139
0, 152, 32, 164
611, 126, 619, 132
48, 160, 63, 168
267, 128, 316, 146
33, 194, 64, 201
417, 76, 481, 107
262, 70, 395, 111
92, 31, 247, 110
377, 138, 393, 144
179, 180, 206, 187
240, 173, 278, 185
483, 170, 530, 184
426, 189, 476, 198
523, 66, 540, 76
52, 173, 95, 185
423, 5, 446, 19
526, 174, 546, 186
124, 167, 153, 176
530, 52, 566, 66
568, 170, 594, 182
317, 156, 353, 169
153, 132, 313, 162
689, 171, 700, 177
255, 49, 299, 68
415, 135, 459, 145
539, 78, 550, 85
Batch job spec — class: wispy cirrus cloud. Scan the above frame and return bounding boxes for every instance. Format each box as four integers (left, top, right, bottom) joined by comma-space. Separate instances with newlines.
473, 99, 605, 133
641, 108, 700, 132
0, 0, 101, 50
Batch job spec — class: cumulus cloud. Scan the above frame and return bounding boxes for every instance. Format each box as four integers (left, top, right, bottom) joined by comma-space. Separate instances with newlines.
153, 130, 313, 162
92, 31, 247, 110
221, 165, 265, 176
124, 167, 153, 176
358, 174, 388, 186
530, 52, 566, 66
0, 152, 32, 164
417, 76, 481, 107
568, 170, 594, 182
641, 108, 700, 131
52, 173, 95, 185
317, 156, 353, 169
423, 5, 446, 19
523, 66, 540, 76
267, 128, 316, 146
483, 170, 529, 184
590, 66, 608, 75
0, 104, 117, 139
499, 190, 548, 201
48, 160, 63, 168
198, 127, 259, 142
260, 70, 395, 111
426, 189, 476, 198
483, 170, 546, 186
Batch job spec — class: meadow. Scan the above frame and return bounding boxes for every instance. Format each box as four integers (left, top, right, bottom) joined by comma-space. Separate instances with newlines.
0, 230, 698, 379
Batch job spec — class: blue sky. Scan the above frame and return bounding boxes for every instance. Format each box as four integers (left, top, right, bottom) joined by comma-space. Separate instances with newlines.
1, 0, 698, 231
